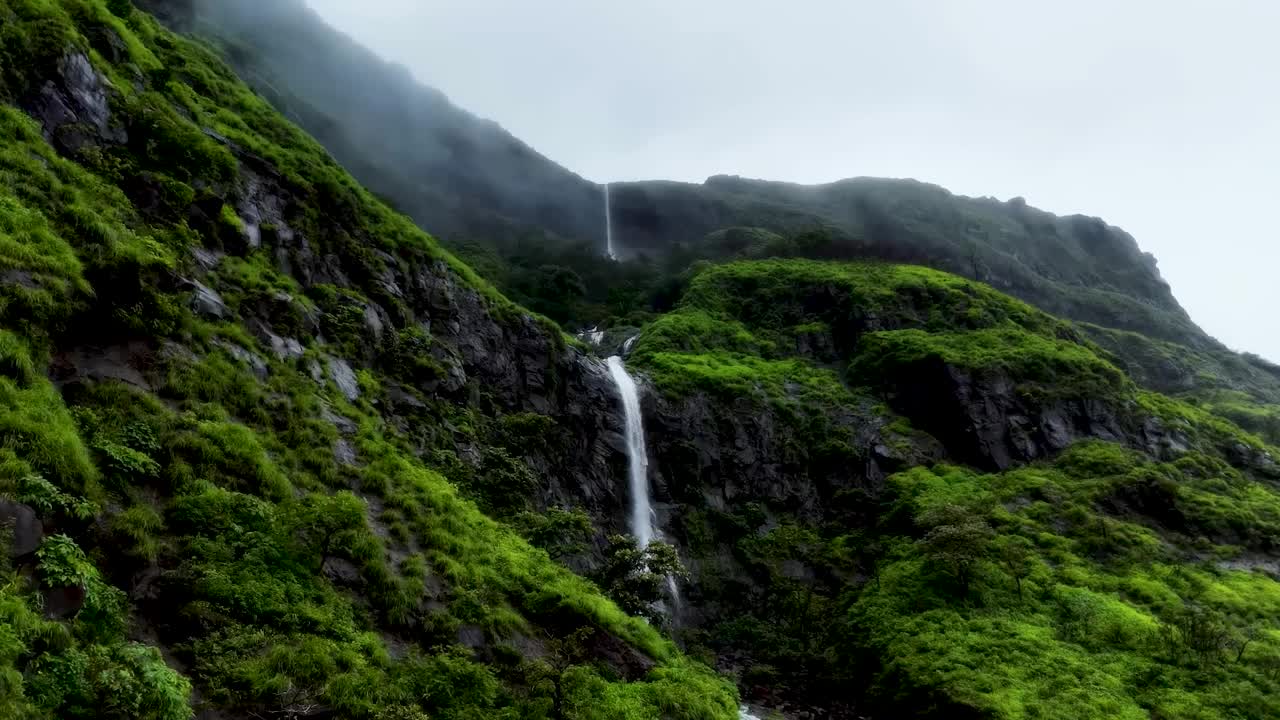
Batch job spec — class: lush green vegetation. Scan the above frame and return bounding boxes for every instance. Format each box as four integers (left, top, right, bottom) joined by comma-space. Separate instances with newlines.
853, 326, 1132, 401
0, 1, 737, 718
852, 444, 1280, 718
8, 2, 1280, 719
630, 259, 1124, 405
628, 258, 1280, 716
1083, 322, 1280, 405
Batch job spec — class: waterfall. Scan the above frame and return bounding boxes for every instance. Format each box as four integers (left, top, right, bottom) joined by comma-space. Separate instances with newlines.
606, 355, 653, 547
603, 182, 616, 260
606, 349, 684, 614
738, 710, 762, 720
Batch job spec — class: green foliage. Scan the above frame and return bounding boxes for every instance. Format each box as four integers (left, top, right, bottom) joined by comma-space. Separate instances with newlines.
847, 446, 1280, 718
1083, 322, 1280, 405
513, 506, 594, 559
853, 325, 1132, 400
27, 642, 193, 720
593, 535, 687, 626
915, 504, 994, 597
633, 259, 1128, 409
7, 472, 97, 520
0, 369, 98, 496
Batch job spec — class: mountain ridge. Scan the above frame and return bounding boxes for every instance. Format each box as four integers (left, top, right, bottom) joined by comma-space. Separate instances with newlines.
136, 0, 1219, 357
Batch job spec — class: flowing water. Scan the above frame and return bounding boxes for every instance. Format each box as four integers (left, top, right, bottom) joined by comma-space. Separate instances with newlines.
603, 182, 616, 260
606, 355, 653, 547
607, 352, 756, 710
606, 348, 683, 615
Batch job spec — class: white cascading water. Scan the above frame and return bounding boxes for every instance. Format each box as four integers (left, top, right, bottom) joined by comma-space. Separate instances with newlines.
606, 347, 683, 613
606, 355, 653, 547
603, 182, 617, 260
607, 349, 750, 712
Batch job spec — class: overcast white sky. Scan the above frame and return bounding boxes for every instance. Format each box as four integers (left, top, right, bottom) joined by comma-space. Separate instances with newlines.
305, 0, 1279, 361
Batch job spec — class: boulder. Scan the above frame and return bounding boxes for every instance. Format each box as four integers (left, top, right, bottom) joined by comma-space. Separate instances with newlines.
0, 501, 43, 557
321, 556, 361, 587
42, 583, 87, 620
23, 52, 126, 154
267, 333, 305, 361
185, 279, 229, 320
215, 341, 269, 380
327, 357, 360, 402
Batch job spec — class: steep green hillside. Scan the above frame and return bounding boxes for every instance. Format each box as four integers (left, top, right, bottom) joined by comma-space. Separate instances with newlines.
0, 1, 735, 718
632, 260, 1280, 718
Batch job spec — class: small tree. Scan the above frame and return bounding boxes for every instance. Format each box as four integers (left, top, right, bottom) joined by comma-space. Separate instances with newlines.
916, 504, 993, 598
994, 535, 1034, 601
1160, 603, 1232, 667
513, 506, 593, 560
594, 534, 686, 624
1236, 625, 1260, 663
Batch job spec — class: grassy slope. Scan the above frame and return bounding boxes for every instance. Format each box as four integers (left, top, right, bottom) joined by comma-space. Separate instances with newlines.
630, 259, 1280, 718
0, 1, 735, 718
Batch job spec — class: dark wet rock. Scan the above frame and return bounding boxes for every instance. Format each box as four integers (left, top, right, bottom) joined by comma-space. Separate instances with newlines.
0, 501, 43, 557
875, 359, 1129, 471
321, 557, 361, 587
307, 360, 325, 385
326, 357, 360, 402
51, 342, 154, 391
321, 404, 358, 436
42, 583, 87, 620
1, 269, 41, 290
334, 438, 357, 466
229, 165, 294, 252
184, 279, 229, 320
192, 247, 224, 272
387, 383, 427, 410
363, 304, 386, 343
583, 628, 657, 681
457, 625, 486, 650
23, 52, 125, 154
215, 341, 269, 380
267, 333, 305, 361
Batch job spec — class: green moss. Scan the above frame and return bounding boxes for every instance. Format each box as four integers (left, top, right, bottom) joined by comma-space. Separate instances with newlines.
853, 325, 1133, 400
677, 258, 1065, 340
851, 445, 1280, 718
218, 203, 243, 234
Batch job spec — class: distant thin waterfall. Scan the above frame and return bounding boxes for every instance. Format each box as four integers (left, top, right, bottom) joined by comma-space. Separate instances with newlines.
603, 182, 616, 260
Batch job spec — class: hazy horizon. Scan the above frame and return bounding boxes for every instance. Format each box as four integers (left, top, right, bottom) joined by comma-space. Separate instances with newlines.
304, 0, 1280, 362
